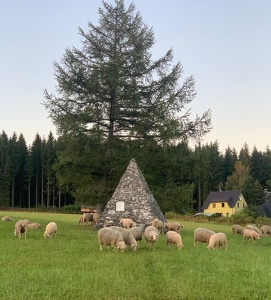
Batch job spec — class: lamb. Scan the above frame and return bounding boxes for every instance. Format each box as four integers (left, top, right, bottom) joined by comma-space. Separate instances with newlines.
97, 227, 127, 252
243, 228, 261, 242
110, 226, 137, 251
28, 222, 41, 229
128, 224, 146, 244
43, 222, 57, 238
207, 232, 228, 250
119, 218, 134, 229
164, 222, 183, 233
82, 213, 94, 226
166, 231, 184, 249
14, 219, 30, 238
194, 228, 215, 247
1, 216, 14, 221
245, 224, 261, 235
261, 225, 271, 236
144, 225, 159, 250
232, 224, 244, 235
151, 218, 164, 234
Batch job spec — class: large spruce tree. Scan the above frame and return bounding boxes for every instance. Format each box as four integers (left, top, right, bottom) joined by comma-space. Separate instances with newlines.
44, 0, 211, 145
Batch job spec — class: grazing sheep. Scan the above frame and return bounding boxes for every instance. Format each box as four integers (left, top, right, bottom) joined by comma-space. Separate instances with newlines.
82, 213, 94, 226
119, 218, 134, 229
260, 225, 271, 236
144, 226, 159, 250
78, 216, 84, 225
194, 228, 215, 247
245, 224, 261, 235
166, 231, 184, 249
28, 222, 41, 229
164, 222, 183, 233
207, 232, 228, 250
97, 227, 127, 252
243, 228, 261, 242
110, 226, 137, 251
43, 222, 57, 238
232, 224, 244, 235
92, 212, 100, 226
151, 218, 164, 234
128, 224, 146, 244
1, 216, 14, 221
14, 219, 30, 238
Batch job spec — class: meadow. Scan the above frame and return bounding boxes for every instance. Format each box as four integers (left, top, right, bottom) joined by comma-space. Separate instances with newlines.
0, 211, 270, 300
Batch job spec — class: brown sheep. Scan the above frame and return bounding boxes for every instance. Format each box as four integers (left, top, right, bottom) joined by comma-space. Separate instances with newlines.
119, 218, 134, 229
164, 222, 183, 233
151, 218, 164, 234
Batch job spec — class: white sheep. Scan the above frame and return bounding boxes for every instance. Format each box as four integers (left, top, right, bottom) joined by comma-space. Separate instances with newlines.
245, 224, 261, 235
43, 222, 57, 238
260, 225, 271, 236
1, 216, 14, 221
82, 213, 94, 226
119, 218, 134, 229
97, 227, 127, 252
151, 218, 164, 234
164, 222, 183, 233
144, 225, 159, 250
92, 212, 100, 226
232, 224, 244, 235
110, 226, 137, 251
14, 219, 29, 238
243, 228, 261, 242
28, 222, 41, 229
166, 231, 184, 249
194, 228, 215, 247
207, 232, 227, 250
128, 224, 146, 244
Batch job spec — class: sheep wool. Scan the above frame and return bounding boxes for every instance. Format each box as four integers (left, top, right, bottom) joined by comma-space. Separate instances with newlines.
128, 225, 146, 243
1, 216, 14, 221
151, 218, 164, 234
166, 231, 184, 249
164, 222, 183, 233
243, 228, 261, 242
194, 228, 215, 247
28, 222, 41, 229
110, 226, 138, 251
119, 218, 134, 229
207, 232, 228, 250
232, 224, 244, 235
14, 219, 30, 238
245, 224, 261, 235
98, 228, 127, 252
43, 222, 57, 238
260, 225, 271, 236
144, 226, 159, 250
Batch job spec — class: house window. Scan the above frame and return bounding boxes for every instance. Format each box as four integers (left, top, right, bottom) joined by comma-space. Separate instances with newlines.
212, 203, 216, 208
221, 203, 225, 208
237, 202, 240, 208
243, 203, 245, 208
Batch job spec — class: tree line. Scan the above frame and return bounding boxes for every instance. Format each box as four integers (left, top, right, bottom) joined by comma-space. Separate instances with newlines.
0, 129, 269, 214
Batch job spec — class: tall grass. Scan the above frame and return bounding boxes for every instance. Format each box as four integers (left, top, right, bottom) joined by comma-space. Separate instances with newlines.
0, 211, 270, 300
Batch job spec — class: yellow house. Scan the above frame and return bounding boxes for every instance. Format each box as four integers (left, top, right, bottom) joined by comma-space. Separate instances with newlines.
202, 190, 248, 217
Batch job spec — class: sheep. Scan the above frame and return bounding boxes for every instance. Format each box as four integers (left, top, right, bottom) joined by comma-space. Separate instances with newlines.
243, 228, 261, 242
151, 218, 164, 234
245, 224, 261, 235
232, 224, 244, 235
194, 228, 215, 247
82, 213, 94, 226
260, 225, 271, 236
166, 231, 184, 249
207, 232, 228, 250
164, 222, 183, 233
1, 216, 14, 221
14, 219, 30, 238
144, 225, 159, 250
28, 222, 41, 229
97, 227, 127, 252
43, 222, 57, 238
110, 226, 137, 251
78, 216, 84, 225
119, 218, 134, 229
128, 224, 146, 244
92, 212, 100, 226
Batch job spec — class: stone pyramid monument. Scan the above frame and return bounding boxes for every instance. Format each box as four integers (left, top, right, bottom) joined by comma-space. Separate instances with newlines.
96, 158, 165, 228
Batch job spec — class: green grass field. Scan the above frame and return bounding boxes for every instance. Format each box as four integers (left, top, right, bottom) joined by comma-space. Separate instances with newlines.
0, 211, 270, 300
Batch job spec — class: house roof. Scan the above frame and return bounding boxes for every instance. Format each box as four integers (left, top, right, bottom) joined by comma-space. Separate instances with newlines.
202, 190, 243, 209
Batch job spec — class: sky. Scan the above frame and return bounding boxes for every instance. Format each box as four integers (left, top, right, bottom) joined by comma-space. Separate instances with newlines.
1, 0, 271, 153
